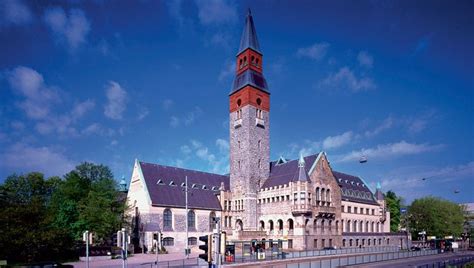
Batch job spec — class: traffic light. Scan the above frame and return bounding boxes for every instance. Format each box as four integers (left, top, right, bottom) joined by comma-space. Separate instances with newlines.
199, 234, 212, 263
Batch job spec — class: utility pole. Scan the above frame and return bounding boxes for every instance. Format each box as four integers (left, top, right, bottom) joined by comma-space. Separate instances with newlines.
185, 175, 189, 258
83, 230, 90, 268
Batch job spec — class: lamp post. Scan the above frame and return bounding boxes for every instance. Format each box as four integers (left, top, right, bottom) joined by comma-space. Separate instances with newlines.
185, 175, 189, 258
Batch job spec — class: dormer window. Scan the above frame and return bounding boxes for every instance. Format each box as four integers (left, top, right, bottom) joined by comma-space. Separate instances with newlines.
211, 186, 217, 191
169, 181, 176, 186
202, 185, 207, 190
192, 183, 198, 189
157, 179, 164, 185
181, 182, 186, 187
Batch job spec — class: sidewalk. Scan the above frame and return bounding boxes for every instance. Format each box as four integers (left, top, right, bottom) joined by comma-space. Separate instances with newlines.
65, 252, 200, 268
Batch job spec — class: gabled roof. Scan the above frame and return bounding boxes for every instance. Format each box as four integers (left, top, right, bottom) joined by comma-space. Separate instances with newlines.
237, 9, 261, 56
263, 154, 319, 188
333, 171, 379, 205
139, 161, 229, 210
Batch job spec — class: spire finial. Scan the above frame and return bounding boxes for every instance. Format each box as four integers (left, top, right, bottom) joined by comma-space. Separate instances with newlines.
298, 153, 305, 167
376, 182, 381, 189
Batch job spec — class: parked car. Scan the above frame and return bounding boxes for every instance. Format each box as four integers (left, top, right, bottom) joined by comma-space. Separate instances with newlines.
27, 262, 74, 268
323, 246, 337, 250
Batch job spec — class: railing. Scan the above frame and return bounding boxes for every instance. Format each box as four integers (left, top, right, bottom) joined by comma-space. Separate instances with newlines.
315, 206, 336, 215
292, 204, 311, 214
140, 257, 202, 267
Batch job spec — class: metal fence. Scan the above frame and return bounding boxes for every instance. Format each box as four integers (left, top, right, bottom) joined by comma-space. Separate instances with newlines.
285, 246, 400, 259
416, 255, 474, 268
138, 257, 205, 268
282, 249, 438, 268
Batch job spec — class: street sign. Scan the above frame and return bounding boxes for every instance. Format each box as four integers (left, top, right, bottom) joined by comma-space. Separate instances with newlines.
400, 207, 407, 214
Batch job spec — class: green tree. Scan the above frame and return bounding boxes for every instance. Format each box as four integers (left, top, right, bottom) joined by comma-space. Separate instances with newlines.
385, 190, 402, 232
0, 173, 73, 263
408, 196, 464, 239
50, 162, 127, 243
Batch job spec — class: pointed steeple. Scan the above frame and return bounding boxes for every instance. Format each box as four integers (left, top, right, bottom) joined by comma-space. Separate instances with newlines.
375, 181, 384, 200
297, 154, 308, 181
237, 9, 261, 56
119, 175, 127, 192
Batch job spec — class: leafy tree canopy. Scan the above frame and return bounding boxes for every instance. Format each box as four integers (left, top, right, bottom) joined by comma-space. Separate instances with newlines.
408, 196, 464, 239
385, 190, 402, 232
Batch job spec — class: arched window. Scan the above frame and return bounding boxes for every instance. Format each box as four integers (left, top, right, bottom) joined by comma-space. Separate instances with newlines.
256, 98, 262, 106
353, 220, 357, 232
335, 221, 339, 234
259, 220, 265, 230
163, 209, 172, 229
346, 220, 351, 232
365, 221, 369, 233
313, 219, 318, 234
187, 210, 195, 230
328, 220, 332, 232
209, 211, 216, 231
359, 221, 363, 232
243, 56, 247, 65
288, 219, 294, 230
326, 189, 331, 203
342, 239, 346, 247
256, 58, 259, 66
278, 219, 283, 231
371, 222, 375, 232
239, 58, 243, 69
315, 187, 320, 204
321, 219, 325, 233
163, 237, 174, 246
251, 55, 255, 64
269, 220, 274, 231
321, 188, 326, 201
377, 222, 380, 233
237, 99, 242, 107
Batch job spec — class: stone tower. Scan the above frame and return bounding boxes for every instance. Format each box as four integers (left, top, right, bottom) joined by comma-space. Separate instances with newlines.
229, 9, 270, 231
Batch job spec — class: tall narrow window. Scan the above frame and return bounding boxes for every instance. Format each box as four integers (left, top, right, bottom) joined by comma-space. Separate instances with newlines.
258, 140, 261, 149
163, 209, 172, 229
187, 210, 195, 230
258, 159, 261, 168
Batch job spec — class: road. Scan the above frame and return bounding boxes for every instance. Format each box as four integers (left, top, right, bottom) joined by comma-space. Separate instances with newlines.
347, 251, 474, 268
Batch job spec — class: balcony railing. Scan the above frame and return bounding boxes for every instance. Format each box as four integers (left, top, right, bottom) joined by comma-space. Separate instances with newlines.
234, 119, 242, 128
292, 204, 312, 215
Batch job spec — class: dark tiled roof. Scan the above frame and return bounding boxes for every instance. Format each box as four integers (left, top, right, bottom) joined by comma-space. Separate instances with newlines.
333, 171, 379, 205
139, 161, 229, 211
230, 69, 269, 95
263, 154, 319, 188
237, 9, 261, 55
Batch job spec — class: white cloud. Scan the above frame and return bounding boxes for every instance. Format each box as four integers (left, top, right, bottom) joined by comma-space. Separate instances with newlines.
297, 42, 330, 60
71, 99, 95, 120
81, 123, 115, 137
195, 0, 237, 26
170, 116, 180, 128
364, 117, 394, 137
357, 51, 374, 68
184, 106, 203, 126
6, 66, 60, 120
0, 143, 75, 177
1, 0, 32, 25
104, 81, 127, 120
335, 141, 444, 163
322, 131, 353, 150
180, 145, 191, 154
162, 99, 174, 110
216, 138, 229, 153
44, 7, 90, 50
319, 66, 376, 92
379, 161, 474, 202
137, 107, 149, 121
218, 60, 235, 82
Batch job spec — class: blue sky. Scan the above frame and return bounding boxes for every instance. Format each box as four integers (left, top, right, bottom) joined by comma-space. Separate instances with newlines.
0, 0, 473, 204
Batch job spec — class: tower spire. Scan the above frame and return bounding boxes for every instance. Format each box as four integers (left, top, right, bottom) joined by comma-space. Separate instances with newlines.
297, 154, 308, 181
238, 8, 261, 56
